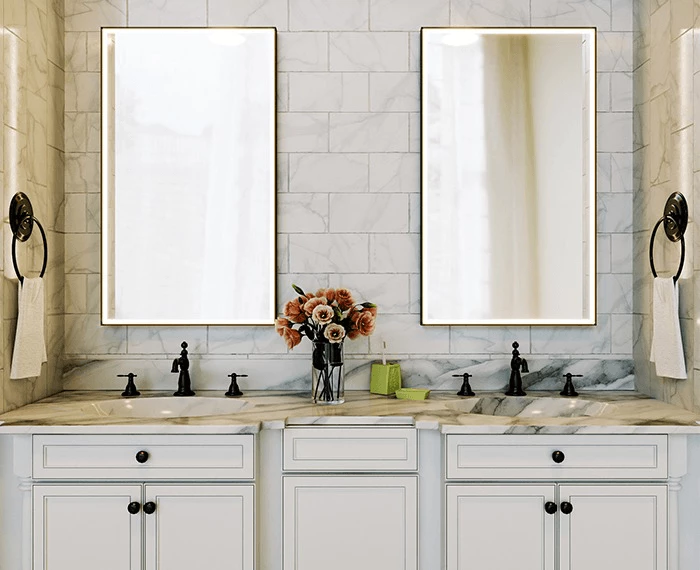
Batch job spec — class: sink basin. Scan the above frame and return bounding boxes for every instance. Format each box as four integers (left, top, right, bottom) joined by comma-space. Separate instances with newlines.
447, 396, 610, 418
82, 397, 252, 419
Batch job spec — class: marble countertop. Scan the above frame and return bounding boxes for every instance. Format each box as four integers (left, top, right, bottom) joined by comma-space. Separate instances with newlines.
0, 390, 699, 435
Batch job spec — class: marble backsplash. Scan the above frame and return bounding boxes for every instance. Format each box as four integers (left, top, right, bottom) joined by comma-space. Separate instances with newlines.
63, 356, 634, 393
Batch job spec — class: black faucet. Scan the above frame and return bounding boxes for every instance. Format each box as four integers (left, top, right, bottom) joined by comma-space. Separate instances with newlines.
504, 341, 529, 396
561, 373, 583, 397
172, 341, 195, 397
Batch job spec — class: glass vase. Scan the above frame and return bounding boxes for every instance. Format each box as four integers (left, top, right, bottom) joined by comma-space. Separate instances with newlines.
311, 341, 345, 405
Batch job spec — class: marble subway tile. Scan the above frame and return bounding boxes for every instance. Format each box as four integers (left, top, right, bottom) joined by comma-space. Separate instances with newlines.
369, 153, 419, 193
289, 234, 369, 273
409, 112, 420, 152
649, 93, 671, 185
611, 152, 633, 192
277, 33, 328, 72
278, 193, 329, 233
289, 72, 369, 112
86, 193, 100, 233
409, 273, 420, 313
277, 153, 289, 193
290, 0, 368, 31
87, 113, 100, 152
611, 72, 633, 111
48, 64, 64, 151
27, 92, 48, 187
47, 0, 64, 67
598, 273, 633, 314
278, 113, 329, 152
370, 314, 449, 354
27, 2, 48, 99
329, 32, 408, 72
65, 71, 99, 112
597, 72, 611, 111
86, 32, 100, 72
277, 72, 289, 112
409, 32, 420, 72
277, 234, 289, 274
64, 112, 87, 153
649, 2, 671, 98
597, 32, 633, 71
369, 233, 419, 273
128, 0, 206, 26
369, 0, 448, 30
86, 274, 100, 314
598, 192, 633, 233
328, 273, 409, 314
409, 194, 420, 233
65, 315, 126, 355
369, 72, 419, 112
449, 0, 530, 26
65, 274, 87, 314
597, 234, 612, 273
65, 152, 99, 193
450, 327, 531, 354
330, 193, 408, 233
597, 112, 633, 153
597, 152, 612, 193
611, 234, 633, 273
127, 327, 207, 355
290, 153, 369, 193
208, 326, 287, 355
531, 314, 612, 354
64, 193, 86, 233
612, 0, 633, 31
65, 0, 126, 31
65, 233, 100, 274
330, 113, 409, 152
531, 0, 612, 29
208, 0, 289, 29
277, 274, 329, 309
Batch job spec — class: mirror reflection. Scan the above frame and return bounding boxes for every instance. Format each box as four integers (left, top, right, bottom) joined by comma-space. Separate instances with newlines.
101, 28, 276, 325
421, 28, 596, 325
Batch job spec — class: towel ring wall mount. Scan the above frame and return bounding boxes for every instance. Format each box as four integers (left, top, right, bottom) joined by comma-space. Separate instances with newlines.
9, 192, 47, 284
649, 191, 688, 282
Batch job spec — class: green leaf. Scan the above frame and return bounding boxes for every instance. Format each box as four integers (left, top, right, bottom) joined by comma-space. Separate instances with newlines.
361, 302, 377, 308
292, 283, 306, 296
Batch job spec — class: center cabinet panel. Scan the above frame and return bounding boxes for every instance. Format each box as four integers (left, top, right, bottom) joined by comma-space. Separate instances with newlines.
144, 485, 254, 570
33, 484, 142, 570
283, 475, 418, 570
446, 485, 556, 570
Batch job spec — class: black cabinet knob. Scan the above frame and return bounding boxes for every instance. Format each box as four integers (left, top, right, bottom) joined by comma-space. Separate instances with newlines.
544, 501, 557, 515
143, 502, 156, 515
135, 450, 149, 464
127, 501, 141, 514
552, 450, 565, 464
560, 501, 574, 515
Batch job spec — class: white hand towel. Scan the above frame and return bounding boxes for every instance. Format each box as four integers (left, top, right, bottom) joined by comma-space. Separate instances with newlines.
650, 277, 687, 379
10, 277, 47, 379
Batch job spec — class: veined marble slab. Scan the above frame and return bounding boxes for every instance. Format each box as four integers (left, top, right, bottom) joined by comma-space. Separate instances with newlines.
0, 390, 699, 435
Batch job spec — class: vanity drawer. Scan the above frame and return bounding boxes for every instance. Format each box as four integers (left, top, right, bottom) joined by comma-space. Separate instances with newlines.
283, 428, 417, 472
32, 434, 254, 480
445, 435, 668, 480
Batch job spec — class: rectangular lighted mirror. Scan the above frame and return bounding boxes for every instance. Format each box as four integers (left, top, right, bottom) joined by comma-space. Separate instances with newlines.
102, 28, 276, 325
421, 27, 596, 326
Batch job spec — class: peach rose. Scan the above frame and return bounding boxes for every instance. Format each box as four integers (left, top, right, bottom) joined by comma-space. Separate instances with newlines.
303, 296, 328, 316
275, 317, 291, 336
323, 323, 346, 343
363, 304, 377, 317
312, 304, 334, 325
281, 326, 302, 349
316, 288, 336, 303
283, 297, 308, 323
334, 288, 355, 311
352, 309, 376, 336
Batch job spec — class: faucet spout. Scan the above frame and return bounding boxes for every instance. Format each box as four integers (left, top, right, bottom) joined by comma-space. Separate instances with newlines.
504, 341, 528, 396
172, 341, 195, 397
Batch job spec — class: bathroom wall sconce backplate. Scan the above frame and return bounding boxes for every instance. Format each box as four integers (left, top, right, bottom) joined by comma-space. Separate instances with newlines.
9, 192, 48, 283
649, 191, 688, 282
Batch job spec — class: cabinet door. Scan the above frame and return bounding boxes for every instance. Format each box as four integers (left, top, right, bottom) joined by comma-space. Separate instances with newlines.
446, 485, 556, 570
33, 484, 142, 570
559, 485, 667, 570
144, 485, 254, 570
283, 475, 417, 570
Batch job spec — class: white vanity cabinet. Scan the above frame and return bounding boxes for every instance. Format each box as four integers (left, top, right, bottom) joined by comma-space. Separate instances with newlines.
23, 434, 255, 570
282, 427, 418, 570
445, 434, 677, 570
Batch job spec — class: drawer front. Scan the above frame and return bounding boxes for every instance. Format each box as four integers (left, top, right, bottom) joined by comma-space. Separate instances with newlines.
32, 434, 254, 480
445, 435, 668, 480
283, 428, 417, 472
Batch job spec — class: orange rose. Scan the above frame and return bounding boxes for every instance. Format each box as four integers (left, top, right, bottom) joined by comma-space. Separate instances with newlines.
283, 296, 308, 323
334, 288, 355, 311
352, 309, 376, 336
282, 326, 302, 349
316, 288, 336, 303
275, 317, 291, 336
303, 296, 328, 316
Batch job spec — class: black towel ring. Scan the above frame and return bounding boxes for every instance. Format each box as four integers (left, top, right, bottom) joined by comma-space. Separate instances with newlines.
649, 191, 688, 283
9, 192, 48, 284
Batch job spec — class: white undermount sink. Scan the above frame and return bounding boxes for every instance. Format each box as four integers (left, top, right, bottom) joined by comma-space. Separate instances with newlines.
446, 395, 611, 418
81, 396, 252, 419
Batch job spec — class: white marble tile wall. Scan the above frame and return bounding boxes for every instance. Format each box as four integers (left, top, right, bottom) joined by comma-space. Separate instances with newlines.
63, 0, 636, 391
633, 0, 700, 412
0, 0, 65, 413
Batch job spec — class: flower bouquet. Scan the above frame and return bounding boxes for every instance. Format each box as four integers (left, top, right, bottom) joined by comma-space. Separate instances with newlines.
276, 284, 377, 404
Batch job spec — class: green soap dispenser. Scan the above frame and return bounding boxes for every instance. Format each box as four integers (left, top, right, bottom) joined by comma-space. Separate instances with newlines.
370, 342, 402, 395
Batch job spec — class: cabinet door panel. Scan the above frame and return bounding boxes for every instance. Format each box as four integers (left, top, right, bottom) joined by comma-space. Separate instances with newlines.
33, 484, 142, 570
446, 485, 555, 570
144, 485, 254, 570
559, 485, 667, 570
284, 476, 417, 570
